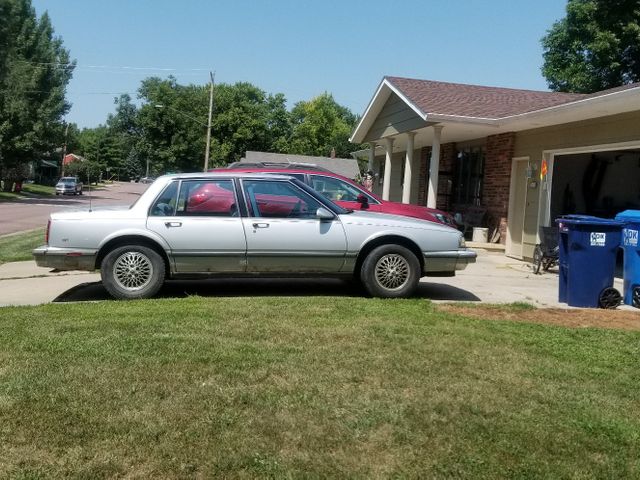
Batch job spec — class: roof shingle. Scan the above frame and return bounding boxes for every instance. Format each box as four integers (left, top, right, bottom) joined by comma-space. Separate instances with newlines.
385, 76, 640, 119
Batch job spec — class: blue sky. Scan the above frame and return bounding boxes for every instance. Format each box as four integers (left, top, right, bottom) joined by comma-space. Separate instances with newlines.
32, 0, 567, 128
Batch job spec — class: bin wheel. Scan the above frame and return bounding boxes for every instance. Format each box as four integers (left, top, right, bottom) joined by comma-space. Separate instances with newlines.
598, 287, 621, 309
533, 245, 543, 274
632, 286, 640, 309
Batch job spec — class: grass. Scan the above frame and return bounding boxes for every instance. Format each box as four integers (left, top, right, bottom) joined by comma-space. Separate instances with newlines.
0, 228, 44, 264
0, 297, 639, 478
0, 183, 55, 201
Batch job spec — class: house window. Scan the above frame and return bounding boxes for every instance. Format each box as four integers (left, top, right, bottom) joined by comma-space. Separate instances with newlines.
454, 147, 485, 206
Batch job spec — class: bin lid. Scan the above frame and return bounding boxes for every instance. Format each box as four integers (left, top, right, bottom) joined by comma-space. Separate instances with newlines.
556, 215, 624, 227
615, 210, 640, 222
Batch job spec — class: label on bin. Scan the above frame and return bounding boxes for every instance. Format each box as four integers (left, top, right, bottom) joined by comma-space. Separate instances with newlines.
590, 232, 606, 246
623, 229, 638, 247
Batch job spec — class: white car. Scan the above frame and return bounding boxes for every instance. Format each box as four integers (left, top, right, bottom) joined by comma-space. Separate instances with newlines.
34, 173, 476, 299
55, 177, 83, 195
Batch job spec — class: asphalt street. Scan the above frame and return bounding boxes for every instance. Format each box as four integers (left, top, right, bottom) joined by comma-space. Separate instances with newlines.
0, 181, 149, 236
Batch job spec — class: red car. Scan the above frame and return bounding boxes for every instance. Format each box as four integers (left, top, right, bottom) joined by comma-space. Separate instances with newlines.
213, 162, 458, 227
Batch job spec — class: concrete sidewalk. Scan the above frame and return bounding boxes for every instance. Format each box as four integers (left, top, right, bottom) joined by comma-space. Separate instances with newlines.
0, 250, 632, 309
0, 261, 99, 307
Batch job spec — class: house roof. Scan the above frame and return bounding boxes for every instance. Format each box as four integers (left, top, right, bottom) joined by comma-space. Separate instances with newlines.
62, 153, 85, 165
385, 77, 587, 119
350, 76, 640, 144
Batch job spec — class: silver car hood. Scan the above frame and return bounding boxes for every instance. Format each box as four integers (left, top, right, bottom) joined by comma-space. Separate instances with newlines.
339, 210, 459, 234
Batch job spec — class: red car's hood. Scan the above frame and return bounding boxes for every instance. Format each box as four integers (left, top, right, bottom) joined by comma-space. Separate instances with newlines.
376, 199, 454, 225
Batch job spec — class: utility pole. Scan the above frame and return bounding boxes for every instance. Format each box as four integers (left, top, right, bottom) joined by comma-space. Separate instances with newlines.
61, 122, 69, 176
204, 71, 215, 172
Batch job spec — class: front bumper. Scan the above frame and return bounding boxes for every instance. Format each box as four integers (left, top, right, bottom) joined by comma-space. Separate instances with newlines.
423, 248, 477, 274
33, 245, 97, 271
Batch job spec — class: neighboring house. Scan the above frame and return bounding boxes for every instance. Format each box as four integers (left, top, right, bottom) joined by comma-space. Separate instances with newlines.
350, 76, 640, 259
242, 151, 361, 179
63, 153, 85, 167
35, 159, 59, 185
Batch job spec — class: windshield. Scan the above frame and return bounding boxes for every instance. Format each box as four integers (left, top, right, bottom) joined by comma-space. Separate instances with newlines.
290, 178, 351, 214
309, 174, 378, 204
59, 178, 76, 184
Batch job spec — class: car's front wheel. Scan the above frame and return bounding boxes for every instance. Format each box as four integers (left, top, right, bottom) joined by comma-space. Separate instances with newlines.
101, 245, 165, 299
360, 244, 420, 298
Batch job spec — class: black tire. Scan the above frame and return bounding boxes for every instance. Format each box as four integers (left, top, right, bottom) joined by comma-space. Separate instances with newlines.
533, 245, 543, 274
360, 244, 420, 298
598, 287, 621, 309
101, 245, 165, 300
632, 286, 640, 309
79, 190, 83, 195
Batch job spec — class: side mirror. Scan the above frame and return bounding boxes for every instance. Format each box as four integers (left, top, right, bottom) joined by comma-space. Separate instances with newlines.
316, 207, 335, 220
356, 194, 369, 209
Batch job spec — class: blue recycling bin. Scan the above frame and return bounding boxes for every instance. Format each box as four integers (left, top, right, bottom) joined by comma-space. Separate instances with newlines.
614, 210, 640, 308
556, 215, 623, 308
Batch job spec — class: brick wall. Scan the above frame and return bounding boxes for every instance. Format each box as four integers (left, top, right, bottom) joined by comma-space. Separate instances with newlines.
483, 132, 516, 243
418, 142, 456, 209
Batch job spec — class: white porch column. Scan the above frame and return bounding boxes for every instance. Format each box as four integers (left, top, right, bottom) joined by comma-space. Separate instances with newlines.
427, 125, 443, 209
382, 137, 394, 200
368, 143, 376, 172
402, 132, 415, 204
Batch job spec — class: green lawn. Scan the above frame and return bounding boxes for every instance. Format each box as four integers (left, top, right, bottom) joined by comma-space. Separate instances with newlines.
0, 298, 638, 478
0, 183, 55, 201
0, 229, 44, 264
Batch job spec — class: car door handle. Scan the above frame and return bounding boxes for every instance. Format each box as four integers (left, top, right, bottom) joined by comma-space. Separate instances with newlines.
164, 221, 182, 228
252, 222, 270, 229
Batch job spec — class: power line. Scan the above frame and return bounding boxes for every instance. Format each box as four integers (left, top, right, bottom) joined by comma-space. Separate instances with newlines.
15, 60, 210, 72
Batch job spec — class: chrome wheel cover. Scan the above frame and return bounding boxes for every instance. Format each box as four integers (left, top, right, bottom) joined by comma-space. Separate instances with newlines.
375, 253, 410, 291
113, 251, 154, 292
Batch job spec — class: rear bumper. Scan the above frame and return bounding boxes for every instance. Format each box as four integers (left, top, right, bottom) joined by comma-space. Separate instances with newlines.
32, 245, 97, 271
423, 248, 477, 274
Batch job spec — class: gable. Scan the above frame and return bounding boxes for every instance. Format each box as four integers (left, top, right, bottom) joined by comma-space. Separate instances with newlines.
363, 93, 427, 143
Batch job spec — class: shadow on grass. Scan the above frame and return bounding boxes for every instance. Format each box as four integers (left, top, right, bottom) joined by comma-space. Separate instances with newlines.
53, 278, 481, 303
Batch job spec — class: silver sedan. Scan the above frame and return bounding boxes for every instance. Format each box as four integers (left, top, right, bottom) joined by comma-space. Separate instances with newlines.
33, 173, 476, 299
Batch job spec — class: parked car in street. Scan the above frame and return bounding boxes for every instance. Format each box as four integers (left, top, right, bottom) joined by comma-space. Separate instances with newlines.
221, 163, 458, 228
55, 177, 83, 195
33, 173, 475, 300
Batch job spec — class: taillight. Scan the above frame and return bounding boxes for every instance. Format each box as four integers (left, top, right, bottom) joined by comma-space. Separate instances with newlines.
45, 219, 51, 244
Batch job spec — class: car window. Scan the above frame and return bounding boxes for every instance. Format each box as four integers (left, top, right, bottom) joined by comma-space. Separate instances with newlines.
286, 173, 305, 182
176, 180, 237, 216
310, 175, 368, 202
242, 179, 323, 219
149, 181, 179, 216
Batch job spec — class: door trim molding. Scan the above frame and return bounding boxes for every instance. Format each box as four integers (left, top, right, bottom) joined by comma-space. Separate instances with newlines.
506, 156, 529, 259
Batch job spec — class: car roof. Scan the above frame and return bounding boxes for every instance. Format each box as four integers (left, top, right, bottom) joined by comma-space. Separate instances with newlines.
213, 166, 357, 182
160, 171, 298, 181
227, 161, 333, 173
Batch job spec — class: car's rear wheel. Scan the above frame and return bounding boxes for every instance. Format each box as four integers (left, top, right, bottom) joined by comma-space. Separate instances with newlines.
101, 245, 165, 299
360, 244, 420, 298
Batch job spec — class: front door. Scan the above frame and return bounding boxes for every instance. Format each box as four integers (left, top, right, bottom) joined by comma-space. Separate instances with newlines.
240, 178, 347, 273
146, 179, 247, 273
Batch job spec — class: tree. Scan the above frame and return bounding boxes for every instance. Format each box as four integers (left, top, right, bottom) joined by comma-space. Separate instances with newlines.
136, 77, 292, 172
0, 0, 75, 189
542, 0, 640, 93
286, 93, 360, 158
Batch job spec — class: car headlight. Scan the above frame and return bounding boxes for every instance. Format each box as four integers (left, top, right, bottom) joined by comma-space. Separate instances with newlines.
459, 234, 466, 248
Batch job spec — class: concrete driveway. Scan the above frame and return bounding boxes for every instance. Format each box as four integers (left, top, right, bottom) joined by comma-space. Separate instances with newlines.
0, 248, 627, 308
